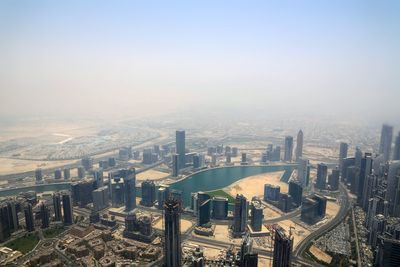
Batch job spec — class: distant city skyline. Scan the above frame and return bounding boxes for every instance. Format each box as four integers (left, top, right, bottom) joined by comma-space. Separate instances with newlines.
0, 1, 400, 122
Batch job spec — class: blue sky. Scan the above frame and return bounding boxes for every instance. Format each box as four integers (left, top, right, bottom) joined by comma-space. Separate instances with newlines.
0, 1, 399, 121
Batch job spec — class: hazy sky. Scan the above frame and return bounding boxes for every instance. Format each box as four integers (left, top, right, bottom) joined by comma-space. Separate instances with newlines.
1, 1, 399, 122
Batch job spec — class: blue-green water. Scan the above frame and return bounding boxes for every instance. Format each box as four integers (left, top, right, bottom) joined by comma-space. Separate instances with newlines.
169, 164, 296, 207
0, 165, 296, 208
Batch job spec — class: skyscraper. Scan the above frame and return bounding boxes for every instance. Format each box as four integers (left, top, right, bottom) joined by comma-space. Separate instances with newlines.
53, 193, 62, 221
328, 169, 340, 191
394, 132, 400, 160
315, 163, 328, 190
250, 201, 263, 232
385, 161, 400, 216
212, 197, 228, 220
40, 202, 50, 229
176, 130, 186, 170
339, 142, 348, 175
0, 203, 11, 242
35, 168, 43, 182
164, 198, 181, 267
284, 136, 293, 162
172, 154, 179, 177
62, 192, 73, 225
198, 199, 211, 226
273, 228, 293, 267
141, 180, 156, 207
379, 124, 393, 161
297, 158, 310, 187
239, 233, 258, 267
24, 203, 35, 232
295, 130, 303, 161
288, 181, 303, 207
123, 168, 137, 211
233, 194, 248, 237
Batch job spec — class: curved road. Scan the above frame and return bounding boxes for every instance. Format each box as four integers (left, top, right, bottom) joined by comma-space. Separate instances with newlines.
293, 182, 351, 263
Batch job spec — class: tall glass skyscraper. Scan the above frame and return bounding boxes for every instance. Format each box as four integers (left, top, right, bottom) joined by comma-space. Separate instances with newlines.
164, 198, 181, 267
176, 130, 186, 170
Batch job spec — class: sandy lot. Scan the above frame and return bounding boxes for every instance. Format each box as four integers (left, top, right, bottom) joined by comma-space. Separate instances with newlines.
263, 205, 283, 219
276, 219, 310, 248
0, 158, 78, 176
225, 171, 286, 200
197, 224, 242, 246
153, 218, 193, 233
136, 169, 170, 181
309, 244, 332, 264
326, 200, 340, 218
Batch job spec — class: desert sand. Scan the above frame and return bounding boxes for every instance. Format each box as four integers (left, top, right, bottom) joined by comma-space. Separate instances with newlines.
136, 169, 170, 181
153, 218, 193, 233
225, 171, 286, 200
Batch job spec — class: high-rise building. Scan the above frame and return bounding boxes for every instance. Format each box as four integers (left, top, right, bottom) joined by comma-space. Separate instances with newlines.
279, 193, 292, 212
241, 153, 247, 164
357, 153, 373, 206
339, 142, 348, 175
62, 192, 73, 225
297, 158, 310, 187
77, 166, 85, 179
63, 168, 71, 179
328, 169, 340, 191
264, 184, 281, 202
35, 168, 43, 182
157, 185, 170, 209
92, 187, 108, 211
24, 203, 35, 232
176, 130, 186, 170
164, 198, 182, 267
288, 181, 303, 207
54, 169, 62, 179
212, 197, 228, 220
53, 193, 62, 221
198, 199, 211, 226
374, 235, 400, 267
81, 157, 93, 171
385, 161, 400, 216
6, 200, 19, 233
284, 136, 293, 162
233, 194, 248, 237
379, 124, 394, 161
273, 228, 293, 267
250, 201, 263, 232
394, 132, 400, 161
301, 195, 326, 224
315, 163, 328, 190
71, 180, 94, 207
295, 130, 303, 161
122, 168, 136, 211
93, 169, 104, 188
40, 202, 50, 229
239, 233, 258, 267
141, 180, 156, 207
172, 154, 179, 177
0, 203, 11, 242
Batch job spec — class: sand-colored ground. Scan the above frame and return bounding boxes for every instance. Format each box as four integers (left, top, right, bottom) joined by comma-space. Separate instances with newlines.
276, 219, 310, 248
0, 158, 78, 176
153, 218, 193, 233
326, 200, 340, 218
309, 244, 332, 264
136, 169, 170, 181
225, 171, 286, 200
200, 224, 242, 245
263, 205, 283, 219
